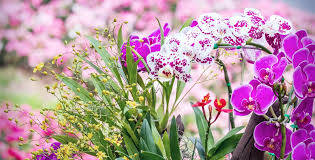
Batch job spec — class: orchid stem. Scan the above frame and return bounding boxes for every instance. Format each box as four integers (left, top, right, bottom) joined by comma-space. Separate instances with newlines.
216, 59, 235, 129
245, 41, 273, 54
205, 119, 211, 160
269, 106, 278, 119
262, 114, 270, 121
278, 88, 286, 159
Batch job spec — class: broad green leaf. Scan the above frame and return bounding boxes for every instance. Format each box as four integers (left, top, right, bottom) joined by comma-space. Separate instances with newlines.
156, 18, 164, 46
52, 135, 77, 144
141, 151, 165, 160
123, 132, 140, 160
151, 120, 166, 158
117, 25, 123, 52
193, 107, 214, 150
179, 17, 193, 31
57, 75, 93, 102
140, 138, 150, 151
170, 117, 182, 160
190, 137, 205, 160
162, 132, 171, 160
87, 36, 124, 87
140, 119, 157, 153
208, 133, 243, 160
215, 126, 244, 146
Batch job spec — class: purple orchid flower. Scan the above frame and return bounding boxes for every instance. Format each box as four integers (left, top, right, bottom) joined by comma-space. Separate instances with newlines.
291, 124, 315, 160
121, 23, 171, 71
291, 97, 314, 128
282, 30, 314, 63
254, 121, 292, 158
293, 64, 315, 99
36, 142, 61, 160
231, 79, 275, 116
254, 54, 287, 85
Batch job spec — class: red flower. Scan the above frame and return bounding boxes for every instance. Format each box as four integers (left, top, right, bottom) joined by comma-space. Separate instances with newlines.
214, 99, 232, 113
192, 93, 211, 107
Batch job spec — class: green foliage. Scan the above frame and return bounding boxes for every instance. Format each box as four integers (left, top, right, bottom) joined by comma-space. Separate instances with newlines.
170, 117, 182, 160
193, 107, 214, 150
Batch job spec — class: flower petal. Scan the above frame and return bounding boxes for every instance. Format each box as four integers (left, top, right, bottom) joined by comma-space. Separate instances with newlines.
231, 84, 252, 112
254, 84, 274, 115
301, 37, 314, 47
292, 142, 307, 160
291, 129, 308, 148
308, 142, 315, 159
254, 55, 277, 77
272, 57, 287, 83
304, 64, 315, 81
293, 66, 306, 98
254, 122, 278, 146
293, 48, 310, 69
283, 34, 299, 62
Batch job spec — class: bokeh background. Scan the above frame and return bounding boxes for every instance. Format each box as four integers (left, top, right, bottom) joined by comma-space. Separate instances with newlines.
0, 0, 314, 158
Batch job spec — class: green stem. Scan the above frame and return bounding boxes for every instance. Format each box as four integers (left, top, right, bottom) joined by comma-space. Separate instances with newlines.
278, 91, 286, 159
205, 121, 211, 160
269, 107, 278, 119
246, 42, 273, 54
216, 59, 235, 129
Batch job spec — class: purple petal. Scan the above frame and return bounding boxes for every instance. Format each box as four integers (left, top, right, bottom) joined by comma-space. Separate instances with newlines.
150, 44, 161, 52
308, 142, 315, 158
305, 44, 315, 53
293, 48, 310, 69
304, 124, 315, 133
254, 122, 278, 146
310, 130, 315, 141
293, 66, 306, 98
292, 97, 314, 123
301, 37, 314, 47
291, 129, 308, 148
272, 57, 287, 83
254, 142, 266, 151
254, 84, 274, 115
231, 85, 252, 112
254, 55, 278, 76
233, 109, 252, 116
292, 142, 308, 160
295, 30, 307, 48
283, 34, 299, 62
304, 64, 315, 81
249, 79, 261, 98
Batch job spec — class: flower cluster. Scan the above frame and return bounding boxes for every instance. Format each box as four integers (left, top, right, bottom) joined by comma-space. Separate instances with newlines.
144, 8, 293, 82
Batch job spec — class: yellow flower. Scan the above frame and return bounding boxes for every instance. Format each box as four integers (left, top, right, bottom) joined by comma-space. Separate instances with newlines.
33, 63, 44, 73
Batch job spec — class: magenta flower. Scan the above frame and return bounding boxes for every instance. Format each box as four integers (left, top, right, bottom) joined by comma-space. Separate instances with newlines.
282, 30, 314, 63
293, 64, 315, 99
121, 23, 171, 71
254, 54, 287, 85
231, 79, 274, 116
243, 8, 265, 39
291, 98, 314, 128
291, 124, 315, 160
292, 44, 315, 69
36, 142, 61, 160
254, 122, 292, 158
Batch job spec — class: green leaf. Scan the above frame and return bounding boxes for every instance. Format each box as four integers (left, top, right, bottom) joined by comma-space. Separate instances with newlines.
179, 17, 193, 31
215, 126, 244, 146
117, 25, 123, 52
162, 132, 171, 160
140, 119, 157, 153
125, 39, 138, 99
87, 36, 125, 87
175, 80, 185, 102
151, 120, 166, 158
141, 151, 165, 160
193, 107, 214, 150
170, 116, 182, 160
123, 132, 140, 160
156, 18, 164, 46
123, 121, 139, 146
190, 137, 205, 160
52, 135, 77, 144
208, 133, 243, 160
57, 75, 93, 102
